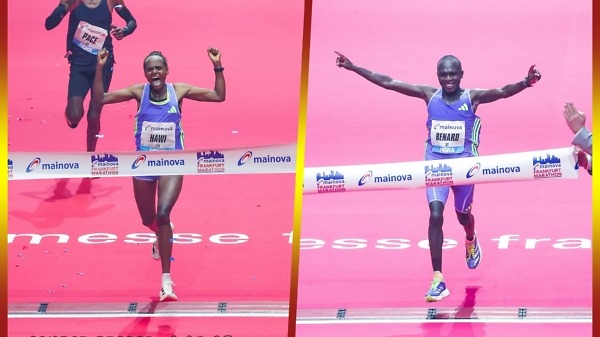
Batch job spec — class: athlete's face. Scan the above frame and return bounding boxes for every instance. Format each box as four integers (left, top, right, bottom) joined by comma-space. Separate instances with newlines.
437, 60, 463, 94
144, 56, 169, 89
83, 0, 101, 9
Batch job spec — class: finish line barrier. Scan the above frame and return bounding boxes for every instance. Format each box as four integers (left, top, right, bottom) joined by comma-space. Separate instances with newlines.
7, 143, 297, 180
8, 146, 579, 194
303, 147, 579, 194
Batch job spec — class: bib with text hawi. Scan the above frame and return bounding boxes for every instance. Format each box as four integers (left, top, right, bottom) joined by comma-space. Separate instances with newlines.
140, 121, 176, 151
73, 21, 108, 55
430, 120, 466, 154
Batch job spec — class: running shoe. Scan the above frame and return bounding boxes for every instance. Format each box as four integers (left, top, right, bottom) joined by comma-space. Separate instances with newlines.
159, 281, 178, 301
152, 222, 174, 260
425, 279, 450, 302
465, 233, 482, 269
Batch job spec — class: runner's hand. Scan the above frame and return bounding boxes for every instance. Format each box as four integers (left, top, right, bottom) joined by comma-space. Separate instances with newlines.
97, 49, 109, 67
60, 0, 83, 11
207, 47, 221, 64
110, 24, 126, 40
335, 51, 353, 69
525, 65, 541, 86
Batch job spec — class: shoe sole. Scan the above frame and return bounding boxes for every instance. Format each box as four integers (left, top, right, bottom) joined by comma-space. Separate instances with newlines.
159, 293, 178, 302
425, 288, 450, 302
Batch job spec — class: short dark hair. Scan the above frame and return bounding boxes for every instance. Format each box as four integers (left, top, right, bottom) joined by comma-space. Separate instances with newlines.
437, 55, 462, 71
143, 51, 169, 70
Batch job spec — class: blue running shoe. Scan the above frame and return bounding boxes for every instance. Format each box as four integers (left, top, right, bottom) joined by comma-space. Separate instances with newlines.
425, 280, 450, 302
465, 233, 482, 269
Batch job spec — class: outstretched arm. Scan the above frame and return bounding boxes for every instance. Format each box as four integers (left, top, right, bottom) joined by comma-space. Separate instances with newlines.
335, 51, 436, 102
110, 0, 137, 41
471, 65, 542, 105
176, 47, 226, 102
45, 0, 81, 30
92, 49, 141, 104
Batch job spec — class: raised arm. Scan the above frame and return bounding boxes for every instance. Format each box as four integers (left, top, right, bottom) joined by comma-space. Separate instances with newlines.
45, 0, 81, 30
335, 51, 436, 102
93, 49, 141, 104
176, 47, 226, 102
109, 0, 137, 41
471, 65, 541, 106
563, 101, 592, 155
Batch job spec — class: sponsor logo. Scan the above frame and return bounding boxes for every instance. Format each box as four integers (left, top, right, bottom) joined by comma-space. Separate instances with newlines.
26, 158, 80, 173
358, 171, 373, 186
482, 166, 521, 175
533, 154, 562, 178
466, 163, 521, 178
433, 124, 463, 130
26, 158, 41, 172
316, 170, 345, 193
91, 153, 119, 176
424, 162, 454, 186
131, 155, 146, 169
237, 151, 253, 166
144, 125, 173, 132
466, 163, 481, 178
373, 173, 413, 183
8, 158, 13, 179
146, 158, 185, 167
197, 150, 225, 173
253, 155, 292, 164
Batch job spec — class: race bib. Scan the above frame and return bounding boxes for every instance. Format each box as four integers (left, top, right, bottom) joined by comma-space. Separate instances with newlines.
72, 21, 108, 55
430, 120, 466, 154
140, 121, 176, 150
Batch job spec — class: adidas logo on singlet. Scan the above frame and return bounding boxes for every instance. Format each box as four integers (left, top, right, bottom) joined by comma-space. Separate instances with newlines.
458, 103, 469, 111
167, 106, 178, 114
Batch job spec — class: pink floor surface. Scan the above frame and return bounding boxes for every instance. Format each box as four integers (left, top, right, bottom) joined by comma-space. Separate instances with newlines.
6, 0, 594, 336
8, 1, 303, 336
297, 0, 591, 336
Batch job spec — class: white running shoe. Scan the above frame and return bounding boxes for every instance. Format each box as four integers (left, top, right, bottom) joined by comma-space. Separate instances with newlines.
152, 222, 175, 260
159, 281, 178, 301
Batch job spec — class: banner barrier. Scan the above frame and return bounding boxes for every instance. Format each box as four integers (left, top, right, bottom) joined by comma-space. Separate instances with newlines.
303, 147, 579, 194
8, 143, 297, 180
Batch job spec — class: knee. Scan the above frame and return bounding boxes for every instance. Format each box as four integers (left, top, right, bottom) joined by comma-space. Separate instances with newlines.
429, 211, 443, 227
140, 217, 155, 227
87, 113, 101, 124
456, 212, 472, 225
428, 201, 444, 226
155, 211, 171, 226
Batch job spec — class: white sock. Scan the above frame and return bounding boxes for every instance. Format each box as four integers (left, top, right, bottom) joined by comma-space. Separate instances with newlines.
162, 273, 172, 283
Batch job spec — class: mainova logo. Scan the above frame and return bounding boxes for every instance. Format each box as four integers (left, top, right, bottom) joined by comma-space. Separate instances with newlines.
26, 158, 41, 172
26, 157, 80, 172
466, 163, 481, 178
237, 151, 253, 166
253, 154, 292, 164
131, 155, 147, 169
358, 170, 373, 186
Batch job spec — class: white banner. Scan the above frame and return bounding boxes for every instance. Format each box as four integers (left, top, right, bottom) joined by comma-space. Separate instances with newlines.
303, 147, 580, 194
8, 143, 297, 180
